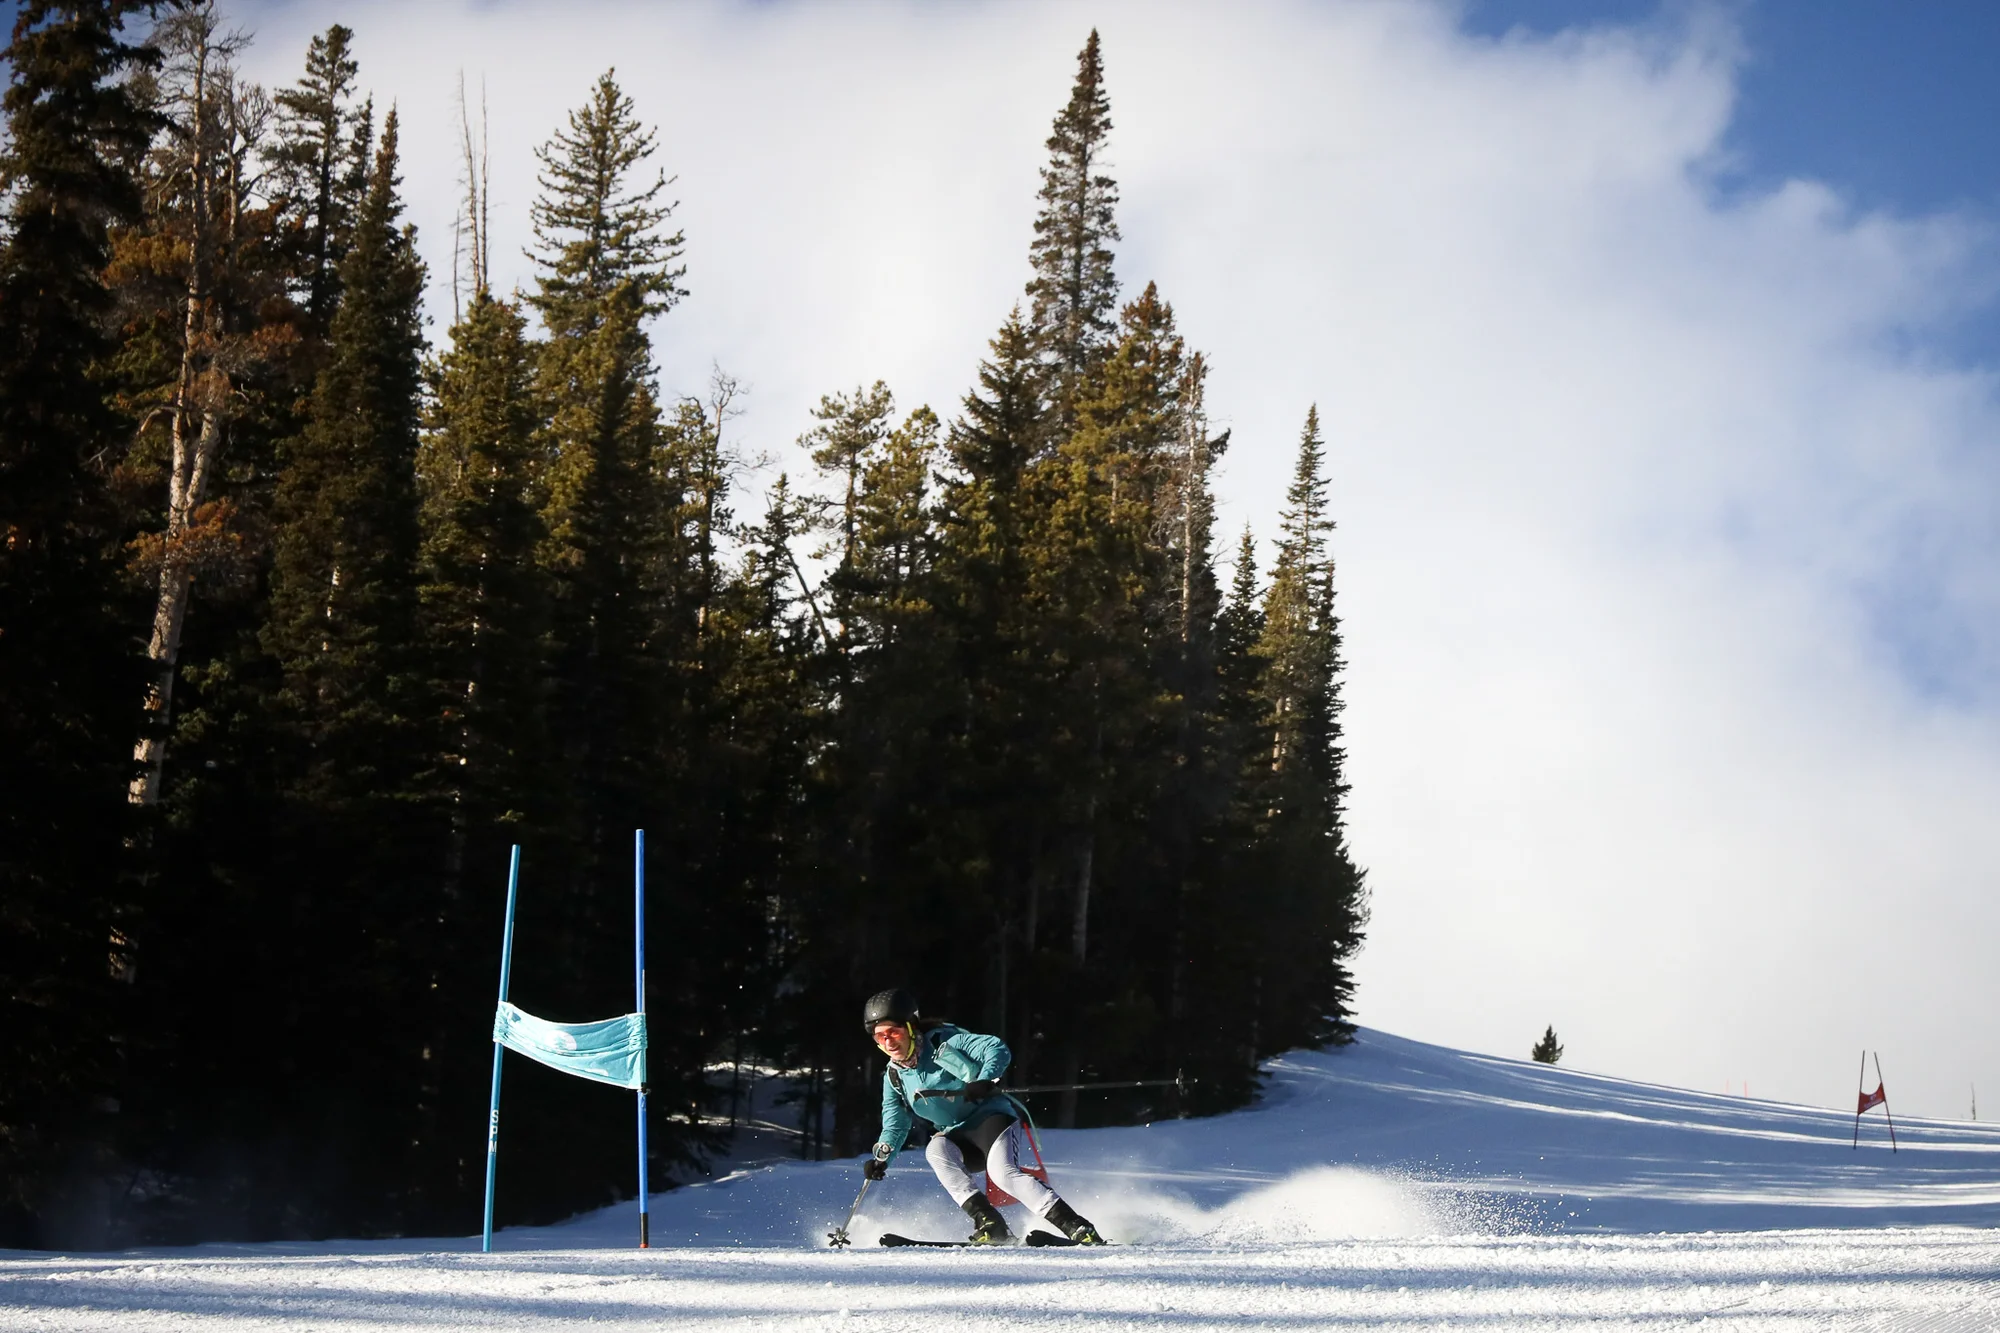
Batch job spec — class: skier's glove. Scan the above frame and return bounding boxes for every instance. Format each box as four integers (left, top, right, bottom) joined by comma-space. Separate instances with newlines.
863, 1157, 888, 1181
960, 1079, 998, 1102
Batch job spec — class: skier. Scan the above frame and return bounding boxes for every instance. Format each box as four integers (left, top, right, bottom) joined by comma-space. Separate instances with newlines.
860, 987, 1104, 1245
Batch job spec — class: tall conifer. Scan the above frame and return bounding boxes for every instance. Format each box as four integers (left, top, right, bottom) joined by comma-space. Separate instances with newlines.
527, 68, 681, 880
802, 382, 895, 604
0, 0, 156, 1243
1026, 30, 1120, 425
270, 25, 364, 326
266, 106, 425, 801
261, 106, 441, 1234
1250, 407, 1365, 1050
518, 71, 707, 1214
417, 292, 545, 860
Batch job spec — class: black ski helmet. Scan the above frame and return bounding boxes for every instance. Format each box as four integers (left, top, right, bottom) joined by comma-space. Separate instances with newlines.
862, 988, 919, 1034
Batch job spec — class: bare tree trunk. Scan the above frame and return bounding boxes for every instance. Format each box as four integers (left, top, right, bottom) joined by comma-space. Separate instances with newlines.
1178, 363, 1197, 646
1062, 683, 1103, 1128
694, 368, 739, 639
129, 28, 217, 800
131, 409, 224, 805
1070, 809, 1095, 967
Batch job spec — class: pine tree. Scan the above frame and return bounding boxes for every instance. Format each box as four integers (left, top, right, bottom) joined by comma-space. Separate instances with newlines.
259, 105, 446, 1235
660, 366, 741, 645
851, 405, 941, 639
269, 24, 363, 326
527, 69, 684, 331
1160, 348, 1227, 652
701, 473, 824, 1114
1532, 1026, 1564, 1064
1015, 307, 1170, 1124
515, 70, 707, 1217
1026, 30, 1121, 425
927, 311, 1048, 1059
527, 68, 681, 863
1248, 407, 1366, 1052
0, 0, 157, 1244
802, 381, 894, 598
417, 291, 545, 859
265, 106, 426, 802
1177, 527, 1272, 1105
1259, 406, 1334, 776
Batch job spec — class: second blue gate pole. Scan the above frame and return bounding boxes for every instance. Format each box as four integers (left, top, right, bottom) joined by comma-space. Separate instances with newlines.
482, 845, 522, 1254
636, 828, 650, 1249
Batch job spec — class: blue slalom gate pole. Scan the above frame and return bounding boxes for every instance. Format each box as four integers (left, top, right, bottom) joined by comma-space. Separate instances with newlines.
482, 845, 522, 1254
635, 829, 650, 1248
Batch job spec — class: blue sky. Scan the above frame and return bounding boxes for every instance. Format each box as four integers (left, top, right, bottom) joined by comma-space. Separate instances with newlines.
1469, 1, 2000, 363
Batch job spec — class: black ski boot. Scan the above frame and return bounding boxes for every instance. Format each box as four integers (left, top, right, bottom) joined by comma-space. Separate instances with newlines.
1043, 1198, 1105, 1245
962, 1192, 1013, 1244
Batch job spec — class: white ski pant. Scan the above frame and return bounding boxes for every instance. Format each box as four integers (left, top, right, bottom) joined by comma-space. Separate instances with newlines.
925, 1119, 1058, 1216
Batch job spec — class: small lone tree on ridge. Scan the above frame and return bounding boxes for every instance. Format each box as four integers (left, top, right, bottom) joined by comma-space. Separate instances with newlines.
1531, 1026, 1564, 1065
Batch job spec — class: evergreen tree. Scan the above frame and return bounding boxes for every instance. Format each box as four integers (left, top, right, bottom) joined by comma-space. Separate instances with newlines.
516, 69, 710, 1219
417, 291, 546, 864
269, 24, 364, 326
265, 106, 425, 805
406, 290, 549, 1224
701, 473, 825, 1128
1532, 1026, 1565, 1064
801, 381, 895, 599
0, 0, 156, 1245
660, 367, 741, 645
527, 67, 681, 881
1248, 406, 1366, 1052
527, 69, 684, 330
258, 108, 437, 1233
930, 311, 1049, 1056
1182, 527, 1273, 1103
850, 405, 941, 639
1159, 349, 1227, 652
1026, 29, 1120, 425
1258, 406, 1334, 776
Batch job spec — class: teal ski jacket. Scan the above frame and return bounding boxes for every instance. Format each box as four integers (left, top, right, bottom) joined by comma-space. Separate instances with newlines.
874, 1024, 1014, 1157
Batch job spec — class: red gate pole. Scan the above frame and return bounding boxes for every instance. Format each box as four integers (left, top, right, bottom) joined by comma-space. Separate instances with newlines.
1853, 1049, 1866, 1150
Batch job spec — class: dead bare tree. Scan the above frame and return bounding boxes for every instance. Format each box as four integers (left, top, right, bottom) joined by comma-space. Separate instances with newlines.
451, 71, 491, 318
129, 1, 265, 806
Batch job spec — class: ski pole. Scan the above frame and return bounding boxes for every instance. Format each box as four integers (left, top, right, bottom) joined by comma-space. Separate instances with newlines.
826, 1172, 876, 1248
913, 1075, 1195, 1101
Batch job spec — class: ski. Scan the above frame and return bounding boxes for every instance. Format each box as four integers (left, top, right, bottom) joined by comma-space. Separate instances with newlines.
875, 1231, 1094, 1248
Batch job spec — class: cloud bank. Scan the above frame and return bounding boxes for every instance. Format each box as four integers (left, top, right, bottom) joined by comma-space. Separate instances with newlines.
232, 0, 2000, 1117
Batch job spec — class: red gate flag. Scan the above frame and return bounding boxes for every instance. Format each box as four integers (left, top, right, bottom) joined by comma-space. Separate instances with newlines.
1853, 1051, 1898, 1152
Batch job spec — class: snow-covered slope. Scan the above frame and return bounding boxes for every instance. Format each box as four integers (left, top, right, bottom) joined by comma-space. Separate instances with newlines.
551, 1026, 2000, 1248
6, 1028, 1998, 1331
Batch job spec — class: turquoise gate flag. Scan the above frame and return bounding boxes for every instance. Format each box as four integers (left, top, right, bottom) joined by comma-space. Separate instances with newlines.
493, 1001, 648, 1090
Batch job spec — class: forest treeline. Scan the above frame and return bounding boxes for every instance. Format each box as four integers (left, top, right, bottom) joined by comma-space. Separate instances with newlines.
0, 1, 1366, 1247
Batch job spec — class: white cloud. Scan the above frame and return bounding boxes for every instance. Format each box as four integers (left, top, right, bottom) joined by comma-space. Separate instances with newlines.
234, 0, 2000, 1117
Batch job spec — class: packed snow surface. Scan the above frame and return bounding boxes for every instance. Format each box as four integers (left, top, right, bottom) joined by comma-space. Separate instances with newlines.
7, 1029, 1998, 1330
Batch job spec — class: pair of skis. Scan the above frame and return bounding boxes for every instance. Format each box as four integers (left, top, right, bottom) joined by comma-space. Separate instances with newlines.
878, 1230, 1087, 1248
826, 1176, 1102, 1248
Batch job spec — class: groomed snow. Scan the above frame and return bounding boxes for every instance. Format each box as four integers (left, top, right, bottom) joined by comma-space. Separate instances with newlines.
6, 1029, 1997, 1330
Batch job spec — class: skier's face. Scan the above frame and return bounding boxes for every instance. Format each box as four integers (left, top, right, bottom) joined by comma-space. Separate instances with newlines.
872, 1020, 913, 1061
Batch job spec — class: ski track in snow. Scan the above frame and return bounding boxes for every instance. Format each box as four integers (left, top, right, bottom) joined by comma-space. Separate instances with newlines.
6, 1029, 1998, 1331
